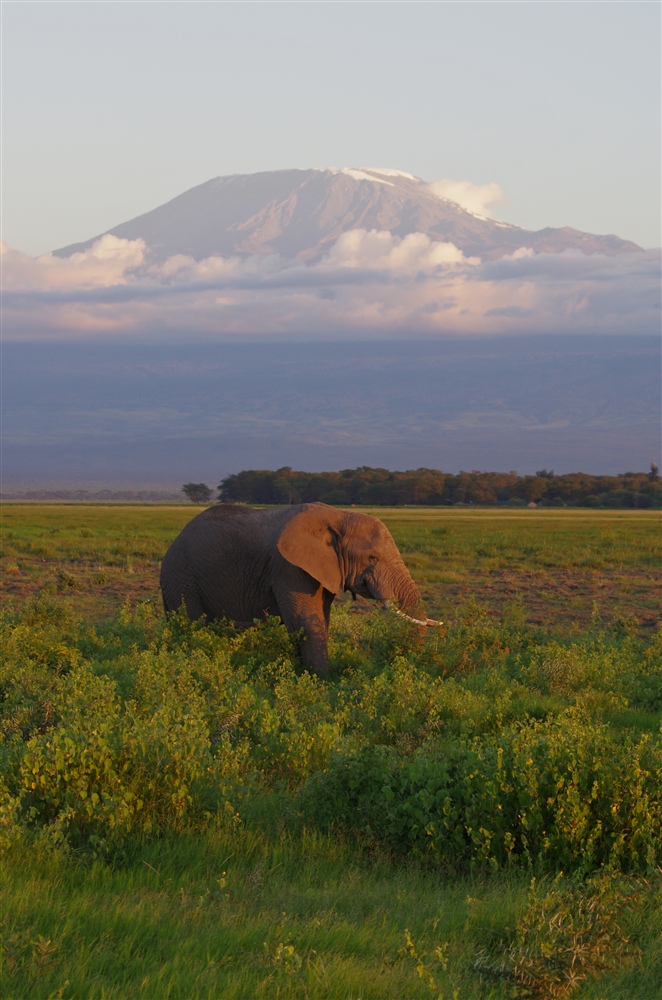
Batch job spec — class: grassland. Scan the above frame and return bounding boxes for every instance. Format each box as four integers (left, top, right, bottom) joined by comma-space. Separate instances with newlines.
2, 505, 660, 631
1, 505, 661, 999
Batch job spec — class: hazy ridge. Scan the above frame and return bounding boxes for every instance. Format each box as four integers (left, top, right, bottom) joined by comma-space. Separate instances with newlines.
3, 336, 659, 486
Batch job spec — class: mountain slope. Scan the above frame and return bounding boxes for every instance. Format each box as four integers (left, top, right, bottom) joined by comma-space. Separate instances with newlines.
55, 168, 641, 263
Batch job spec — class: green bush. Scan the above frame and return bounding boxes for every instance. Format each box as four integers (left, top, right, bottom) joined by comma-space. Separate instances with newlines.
12, 657, 221, 848
299, 711, 662, 872
1, 596, 660, 873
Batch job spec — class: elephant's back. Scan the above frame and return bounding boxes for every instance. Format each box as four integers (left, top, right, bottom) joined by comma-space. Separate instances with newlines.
192, 503, 261, 526
161, 502, 327, 572
160, 505, 275, 619
164, 502, 333, 552
163, 504, 263, 560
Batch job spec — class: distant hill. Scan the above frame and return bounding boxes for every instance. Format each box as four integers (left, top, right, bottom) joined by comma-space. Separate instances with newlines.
55, 168, 642, 263
0, 488, 183, 503
3, 336, 659, 486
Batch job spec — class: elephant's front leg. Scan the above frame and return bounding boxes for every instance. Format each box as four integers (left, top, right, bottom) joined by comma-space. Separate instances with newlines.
276, 580, 334, 677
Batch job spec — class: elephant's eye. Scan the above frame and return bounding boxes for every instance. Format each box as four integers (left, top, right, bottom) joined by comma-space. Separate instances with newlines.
368, 553, 378, 565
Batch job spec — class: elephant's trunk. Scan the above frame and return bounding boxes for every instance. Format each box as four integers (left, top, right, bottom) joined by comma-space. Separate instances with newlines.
384, 568, 443, 627
384, 564, 421, 611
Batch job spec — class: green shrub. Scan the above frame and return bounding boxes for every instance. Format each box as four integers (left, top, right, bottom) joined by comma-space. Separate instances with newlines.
626, 628, 662, 711
299, 710, 662, 872
1, 594, 660, 873
0, 599, 84, 761
6, 651, 235, 850
16, 666, 129, 848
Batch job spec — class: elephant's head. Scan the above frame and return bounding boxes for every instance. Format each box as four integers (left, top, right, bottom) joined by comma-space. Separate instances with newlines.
277, 503, 441, 626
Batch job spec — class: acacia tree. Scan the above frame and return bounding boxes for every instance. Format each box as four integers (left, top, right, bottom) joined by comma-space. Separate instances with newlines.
182, 483, 213, 504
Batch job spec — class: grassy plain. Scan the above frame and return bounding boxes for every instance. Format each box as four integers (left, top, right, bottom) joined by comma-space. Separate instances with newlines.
1, 504, 661, 999
2, 505, 660, 631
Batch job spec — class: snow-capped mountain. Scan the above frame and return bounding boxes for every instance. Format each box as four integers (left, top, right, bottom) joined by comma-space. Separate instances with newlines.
55, 167, 641, 262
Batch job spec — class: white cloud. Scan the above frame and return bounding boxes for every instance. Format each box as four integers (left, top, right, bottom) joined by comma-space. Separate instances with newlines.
427, 179, 506, 219
1, 235, 145, 290
324, 229, 478, 270
1, 233, 658, 340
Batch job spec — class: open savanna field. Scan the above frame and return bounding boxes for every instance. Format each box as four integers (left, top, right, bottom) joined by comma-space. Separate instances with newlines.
1, 504, 661, 999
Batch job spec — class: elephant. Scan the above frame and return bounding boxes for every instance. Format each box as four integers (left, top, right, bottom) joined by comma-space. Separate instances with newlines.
160, 502, 441, 676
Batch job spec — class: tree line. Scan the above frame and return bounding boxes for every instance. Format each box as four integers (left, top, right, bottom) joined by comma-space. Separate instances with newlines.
183, 463, 661, 508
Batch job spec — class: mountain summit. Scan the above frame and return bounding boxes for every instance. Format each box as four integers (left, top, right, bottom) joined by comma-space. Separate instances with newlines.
56, 168, 641, 263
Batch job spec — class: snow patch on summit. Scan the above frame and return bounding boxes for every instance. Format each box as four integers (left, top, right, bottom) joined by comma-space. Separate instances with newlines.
322, 167, 394, 186
363, 168, 420, 181
343, 168, 394, 185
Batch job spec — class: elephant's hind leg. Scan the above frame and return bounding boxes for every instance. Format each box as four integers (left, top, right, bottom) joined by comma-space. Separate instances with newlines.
161, 574, 207, 620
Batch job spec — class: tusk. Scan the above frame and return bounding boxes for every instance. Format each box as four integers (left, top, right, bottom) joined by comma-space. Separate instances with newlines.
383, 602, 443, 627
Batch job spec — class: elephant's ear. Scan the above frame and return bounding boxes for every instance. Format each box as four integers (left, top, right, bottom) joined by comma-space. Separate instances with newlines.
277, 506, 344, 597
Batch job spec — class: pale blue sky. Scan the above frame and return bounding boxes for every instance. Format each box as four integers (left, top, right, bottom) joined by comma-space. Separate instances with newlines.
3, 0, 660, 256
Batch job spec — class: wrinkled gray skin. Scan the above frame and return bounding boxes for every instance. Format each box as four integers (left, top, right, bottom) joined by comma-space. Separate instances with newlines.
160, 502, 426, 676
